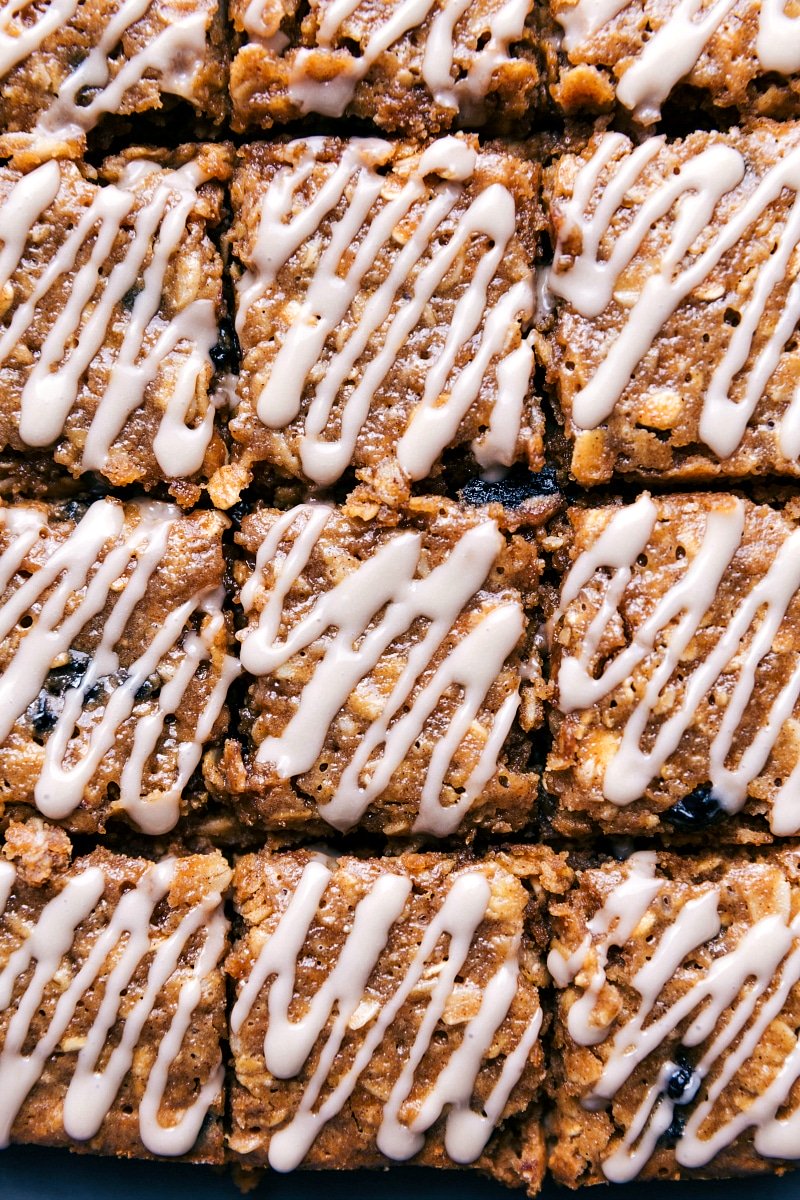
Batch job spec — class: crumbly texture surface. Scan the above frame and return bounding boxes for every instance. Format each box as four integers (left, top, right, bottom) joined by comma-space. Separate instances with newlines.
542, 0, 800, 122
543, 122, 800, 485
0, 819, 231, 1161
549, 849, 800, 1185
0, 497, 233, 835
215, 135, 543, 509
229, 0, 541, 136
0, 0, 228, 165
545, 493, 800, 840
207, 494, 545, 839
226, 845, 572, 1186
0, 143, 230, 495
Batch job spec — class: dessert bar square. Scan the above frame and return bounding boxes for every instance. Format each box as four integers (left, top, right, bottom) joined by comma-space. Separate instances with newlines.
0, 496, 238, 835
543, 0, 800, 124
0, 0, 228, 165
0, 818, 231, 1161
543, 122, 800, 485
229, 0, 540, 137
0, 144, 231, 497
545, 492, 800, 840
548, 848, 800, 1184
209, 496, 543, 839
226, 845, 570, 1188
213, 135, 542, 509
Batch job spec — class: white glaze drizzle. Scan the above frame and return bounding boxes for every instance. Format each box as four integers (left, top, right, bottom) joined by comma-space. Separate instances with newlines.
0, 0, 210, 144
551, 494, 800, 832
230, 858, 541, 1170
0, 156, 219, 478
237, 136, 534, 485
245, 0, 532, 119
0, 861, 13, 913
549, 130, 800, 463
239, 503, 524, 836
0, 499, 239, 834
0, 856, 228, 1155
550, 855, 800, 1180
547, 850, 662, 1043
554, 0, 800, 122
555, 0, 629, 45
615, 0, 736, 125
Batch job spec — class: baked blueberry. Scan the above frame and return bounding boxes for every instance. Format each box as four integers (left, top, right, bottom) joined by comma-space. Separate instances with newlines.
666, 1061, 694, 1101
26, 695, 58, 735
58, 499, 91, 522
659, 1110, 686, 1148
134, 673, 161, 703
665, 784, 726, 830
45, 649, 91, 695
210, 317, 241, 374
121, 284, 142, 312
461, 466, 559, 509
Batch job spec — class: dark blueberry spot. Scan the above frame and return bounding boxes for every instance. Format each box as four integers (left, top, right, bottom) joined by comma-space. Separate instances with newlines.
46, 649, 91, 696
659, 1110, 685, 1148
87, 668, 129, 703
83, 680, 105, 704
27, 695, 58, 735
461, 465, 560, 509
135, 674, 160, 703
58, 499, 89, 522
121, 284, 142, 312
227, 500, 247, 529
210, 317, 241, 373
665, 783, 726, 830
666, 1063, 694, 1101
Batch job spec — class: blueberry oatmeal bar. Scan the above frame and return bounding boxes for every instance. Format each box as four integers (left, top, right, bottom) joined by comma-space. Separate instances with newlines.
213, 135, 542, 509
549, 848, 800, 1183
209, 495, 544, 840
0, 818, 230, 1160
229, 0, 540, 136
0, 497, 238, 834
226, 844, 571, 1188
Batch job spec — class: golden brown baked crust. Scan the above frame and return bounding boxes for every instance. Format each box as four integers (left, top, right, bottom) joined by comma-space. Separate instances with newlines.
229, 0, 540, 136
208, 494, 543, 841
211, 135, 543, 510
548, 848, 800, 1185
0, 497, 236, 835
226, 845, 572, 1190
0, 143, 231, 495
545, 493, 800, 841
0, 818, 231, 1162
543, 121, 800, 485
0, 0, 228, 165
